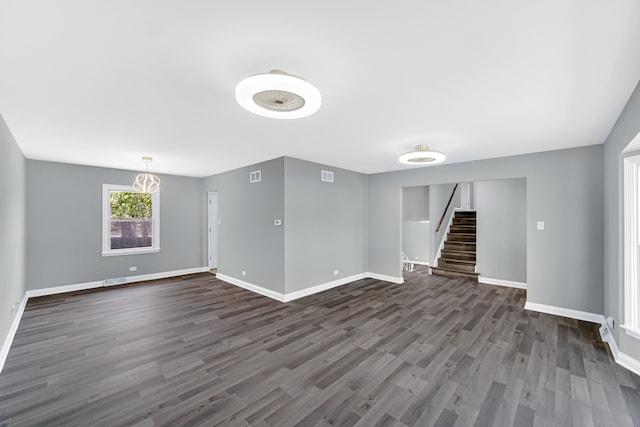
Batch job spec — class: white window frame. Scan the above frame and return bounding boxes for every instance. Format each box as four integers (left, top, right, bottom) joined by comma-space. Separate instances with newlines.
622, 154, 640, 340
102, 184, 161, 257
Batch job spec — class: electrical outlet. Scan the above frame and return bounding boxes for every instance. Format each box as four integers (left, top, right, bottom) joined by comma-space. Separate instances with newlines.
607, 316, 615, 329
242, 271, 246, 276
599, 325, 610, 341
129, 266, 137, 272
333, 270, 339, 276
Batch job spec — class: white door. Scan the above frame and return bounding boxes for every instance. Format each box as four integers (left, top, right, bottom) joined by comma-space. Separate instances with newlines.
208, 192, 218, 269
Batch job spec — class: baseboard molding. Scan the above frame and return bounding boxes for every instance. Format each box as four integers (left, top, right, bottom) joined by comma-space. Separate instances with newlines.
479, 277, 527, 289
525, 301, 640, 377
215, 274, 286, 302
25, 267, 210, 298
283, 273, 368, 302
0, 293, 29, 374
524, 301, 604, 325
616, 351, 640, 377
0, 266, 209, 374
216, 272, 404, 304
366, 272, 404, 284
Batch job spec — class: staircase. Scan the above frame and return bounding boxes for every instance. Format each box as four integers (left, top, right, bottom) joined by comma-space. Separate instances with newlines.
431, 211, 479, 282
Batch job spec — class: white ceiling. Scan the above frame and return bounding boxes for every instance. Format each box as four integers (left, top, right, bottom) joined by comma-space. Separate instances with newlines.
1, 1, 639, 177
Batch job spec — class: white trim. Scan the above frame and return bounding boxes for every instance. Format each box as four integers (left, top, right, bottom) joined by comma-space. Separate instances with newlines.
620, 324, 640, 340
366, 272, 404, 284
216, 272, 405, 304
102, 184, 160, 257
479, 277, 527, 289
0, 293, 28, 374
411, 261, 430, 266
0, 267, 208, 373
523, 301, 604, 324
215, 274, 286, 302
25, 267, 209, 298
101, 248, 161, 257
283, 274, 368, 302
617, 351, 640, 378
623, 155, 640, 332
600, 325, 640, 377
207, 192, 218, 270
525, 301, 640, 377
433, 213, 454, 268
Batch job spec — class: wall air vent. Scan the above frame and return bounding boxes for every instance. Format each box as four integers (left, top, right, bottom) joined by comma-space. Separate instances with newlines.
321, 170, 334, 183
250, 170, 261, 183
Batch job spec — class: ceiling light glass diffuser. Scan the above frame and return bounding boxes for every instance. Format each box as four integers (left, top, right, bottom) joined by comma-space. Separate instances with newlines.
133, 156, 160, 193
235, 70, 321, 119
399, 144, 446, 165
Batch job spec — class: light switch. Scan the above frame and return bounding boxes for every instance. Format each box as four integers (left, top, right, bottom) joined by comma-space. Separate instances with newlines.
537, 221, 544, 230
274, 219, 282, 226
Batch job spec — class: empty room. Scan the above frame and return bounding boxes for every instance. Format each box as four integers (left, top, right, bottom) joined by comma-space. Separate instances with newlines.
1, 1, 640, 426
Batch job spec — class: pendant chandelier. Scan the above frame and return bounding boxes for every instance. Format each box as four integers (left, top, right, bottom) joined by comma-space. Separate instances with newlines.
133, 156, 160, 193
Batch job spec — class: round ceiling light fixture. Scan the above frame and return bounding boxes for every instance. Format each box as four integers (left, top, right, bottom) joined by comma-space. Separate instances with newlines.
235, 70, 321, 119
398, 144, 446, 165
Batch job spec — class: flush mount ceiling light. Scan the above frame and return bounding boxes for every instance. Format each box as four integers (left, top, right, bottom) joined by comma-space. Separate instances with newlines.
235, 70, 321, 119
399, 144, 446, 165
133, 156, 160, 193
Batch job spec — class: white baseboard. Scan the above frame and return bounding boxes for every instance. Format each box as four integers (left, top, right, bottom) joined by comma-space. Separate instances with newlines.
524, 301, 605, 325
216, 272, 404, 304
0, 293, 29, 374
215, 274, 286, 302
616, 351, 640, 377
479, 277, 527, 289
525, 301, 640, 377
366, 272, 404, 284
0, 266, 209, 374
25, 267, 210, 298
284, 274, 368, 302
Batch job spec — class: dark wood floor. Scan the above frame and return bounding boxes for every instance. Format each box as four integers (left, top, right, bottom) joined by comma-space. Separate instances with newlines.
1, 268, 639, 427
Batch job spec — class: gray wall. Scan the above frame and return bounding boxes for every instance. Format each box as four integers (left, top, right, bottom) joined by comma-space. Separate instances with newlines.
476, 178, 527, 283
402, 221, 431, 264
284, 158, 368, 293
604, 81, 640, 358
0, 115, 26, 348
203, 158, 285, 294
368, 145, 603, 313
402, 186, 429, 220
26, 160, 203, 289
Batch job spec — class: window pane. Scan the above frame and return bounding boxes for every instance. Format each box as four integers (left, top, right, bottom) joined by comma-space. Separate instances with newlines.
110, 191, 153, 250
110, 219, 153, 249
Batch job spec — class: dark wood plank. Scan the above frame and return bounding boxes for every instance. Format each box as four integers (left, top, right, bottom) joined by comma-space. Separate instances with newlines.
0, 268, 638, 426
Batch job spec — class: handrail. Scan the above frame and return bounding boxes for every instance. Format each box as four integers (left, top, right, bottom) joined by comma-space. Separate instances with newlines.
435, 183, 459, 232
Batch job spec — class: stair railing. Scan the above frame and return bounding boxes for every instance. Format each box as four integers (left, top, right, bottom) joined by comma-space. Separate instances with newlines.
435, 183, 459, 232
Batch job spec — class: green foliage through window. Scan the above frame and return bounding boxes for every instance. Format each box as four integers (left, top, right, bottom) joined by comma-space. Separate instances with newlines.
110, 191, 152, 219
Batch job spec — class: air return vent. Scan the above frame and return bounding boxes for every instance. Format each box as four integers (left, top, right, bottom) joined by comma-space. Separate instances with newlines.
321, 170, 334, 183
250, 170, 261, 183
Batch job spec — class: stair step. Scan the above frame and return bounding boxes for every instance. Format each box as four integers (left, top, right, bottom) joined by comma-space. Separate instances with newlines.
438, 260, 476, 273
431, 266, 479, 282
450, 225, 476, 231
447, 234, 476, 242
453, 219, 476, 226
441, 250, 476, 262
443, 242, 476, 252
454, 211, 476, 218
439, 257, 476, 265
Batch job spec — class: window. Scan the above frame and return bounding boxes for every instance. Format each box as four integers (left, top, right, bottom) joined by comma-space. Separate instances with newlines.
102, 184, 160, 256
622, 154, 640, 339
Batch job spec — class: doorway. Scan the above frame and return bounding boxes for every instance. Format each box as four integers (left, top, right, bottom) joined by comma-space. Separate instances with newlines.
208, 192, 218, 270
